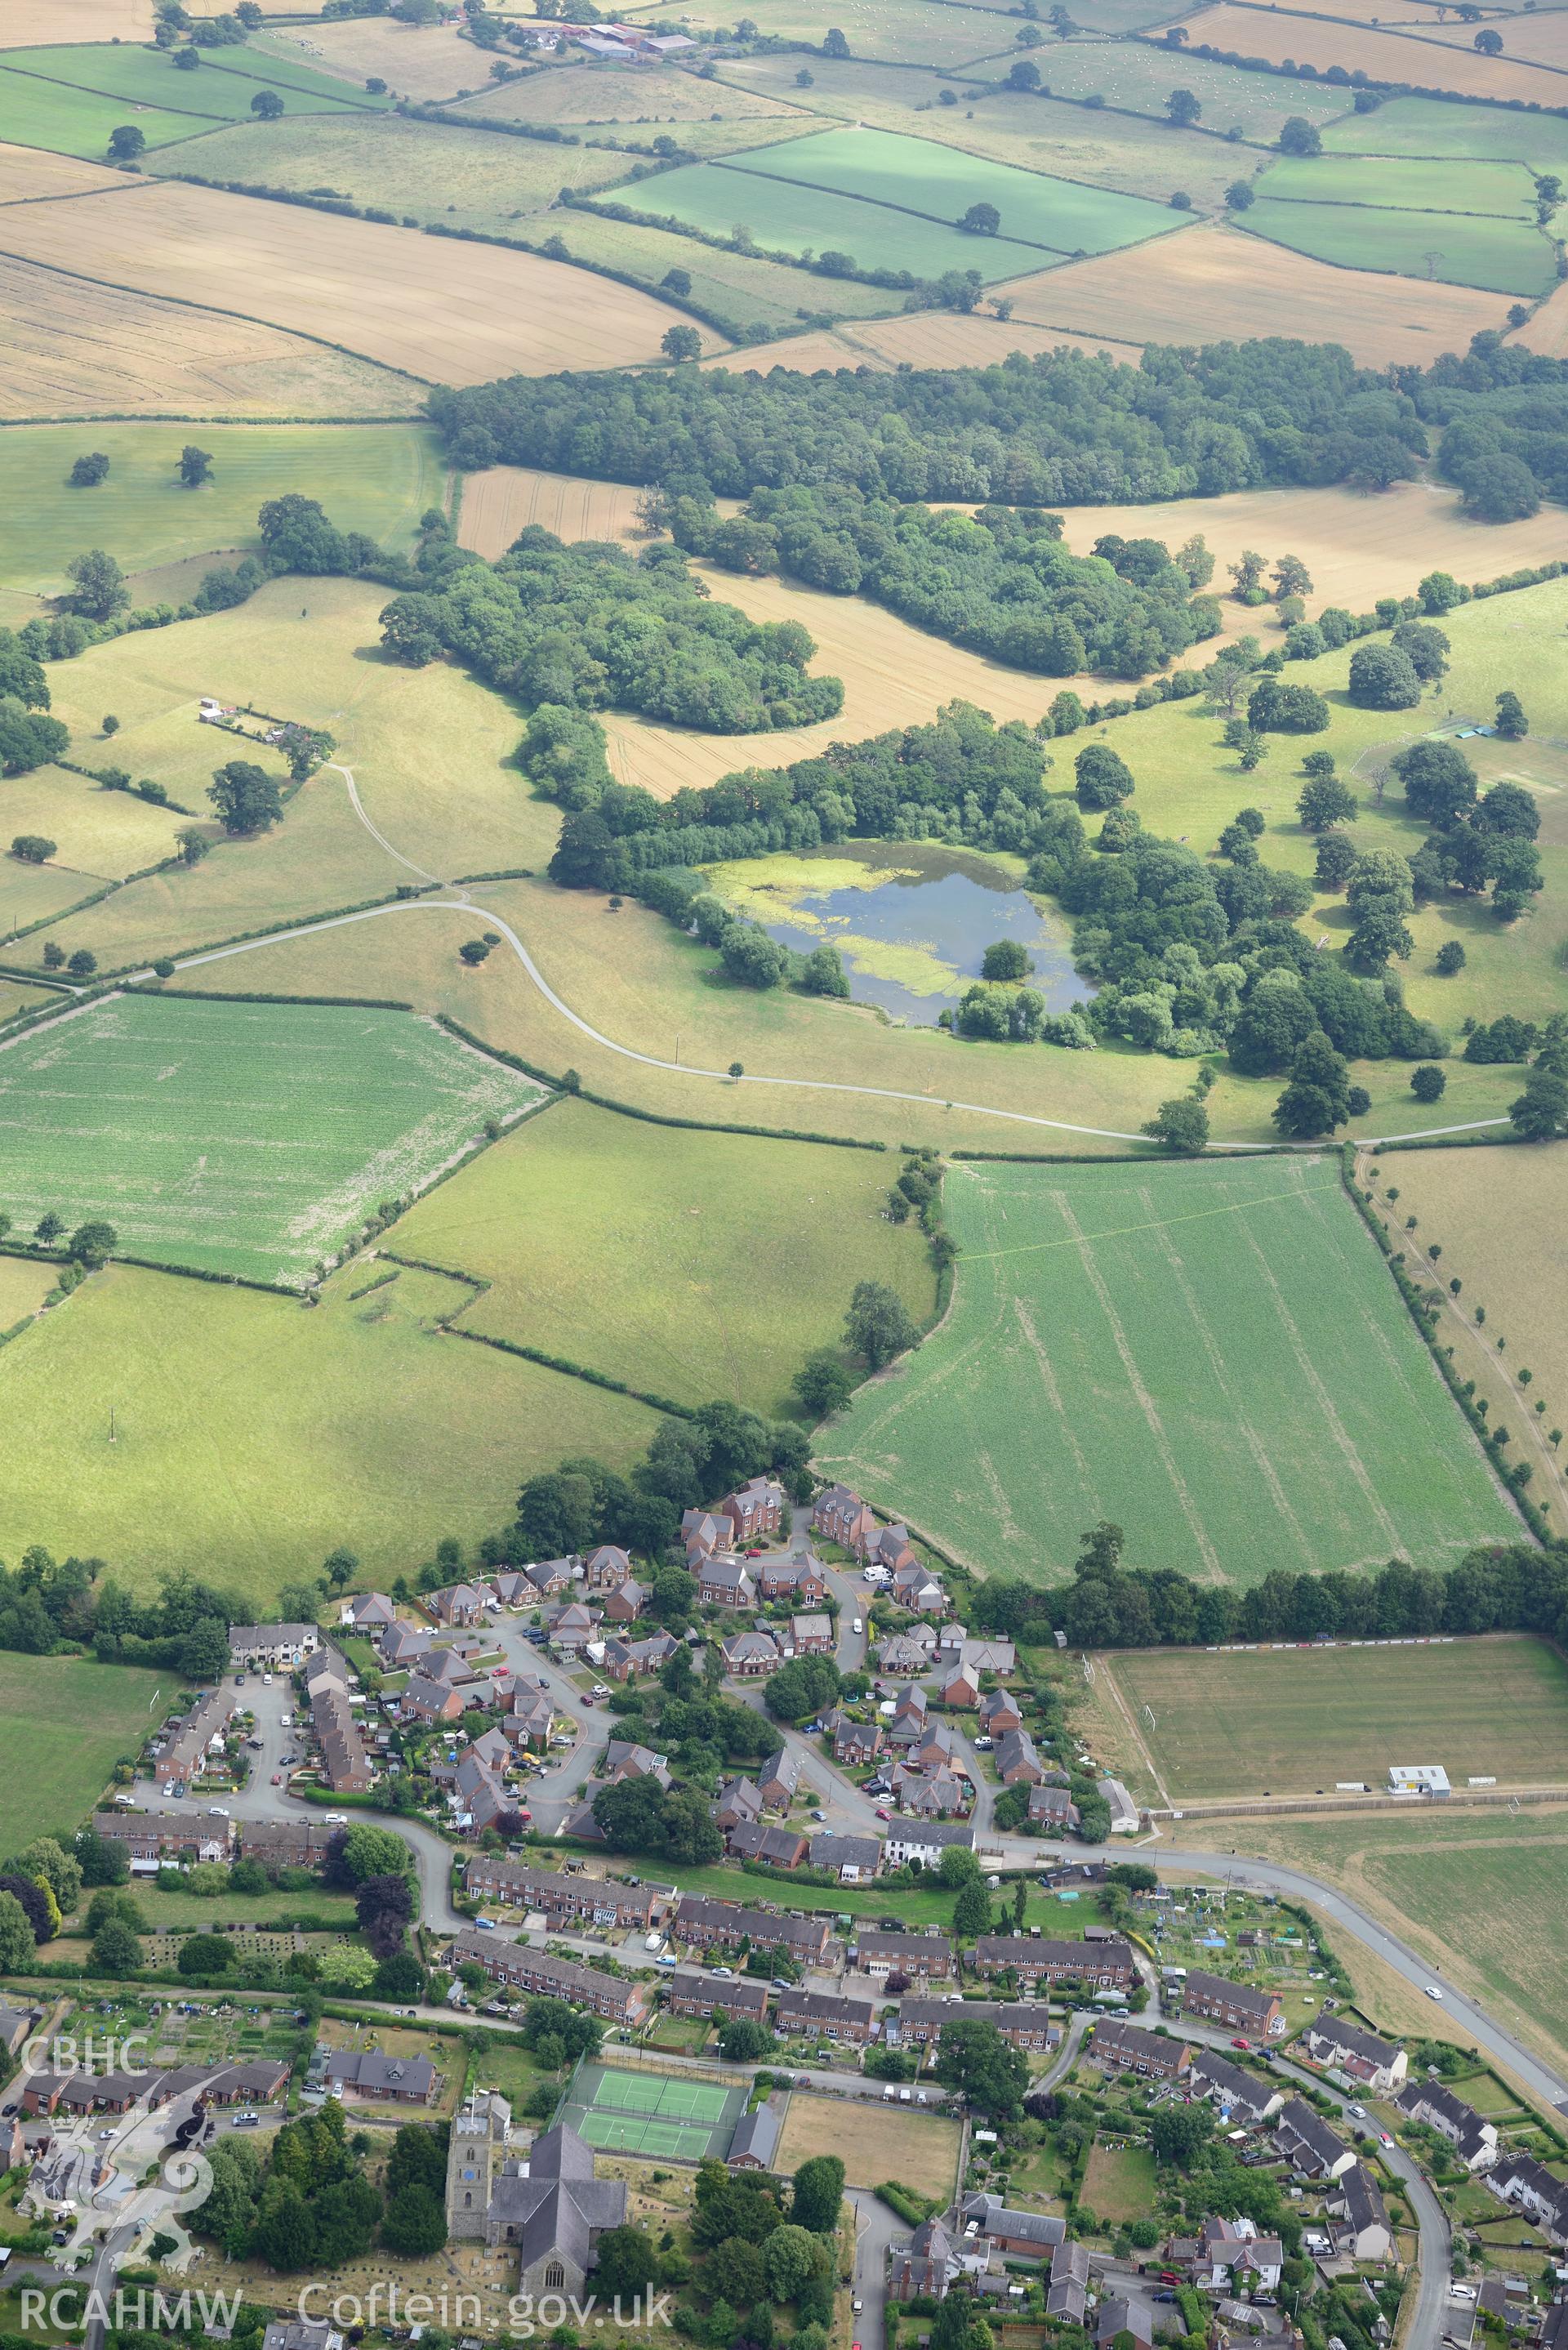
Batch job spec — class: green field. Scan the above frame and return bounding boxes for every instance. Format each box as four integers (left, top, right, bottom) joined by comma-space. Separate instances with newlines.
1241, 198, 1556, 295
160, 110, 638, 236
728, 123, 1191, 253
0, 993, 545, 1286
1321, 94, 1568, 169
1102, 1636, 1568, 1804
1256, 152, 1538, 218
390, 1094, 934, 1417
0, 1650, 168, 1850
0, 1259, 665, 1594
533, 203, 913, 337
0, 422, 443, 598
0, 66, 202, 158
637, 0, 1018, 68
10, 40, 387, 118
816, 1155, 1521, 1586
968, 39, 1351, 138
1080, 2139, 1159, 2225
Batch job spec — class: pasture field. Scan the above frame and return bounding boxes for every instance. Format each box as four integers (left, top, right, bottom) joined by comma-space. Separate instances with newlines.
617, 156, 1054, 281
389, 1094, 934, 1416
1370, 1144, 1568, 1447
0, 180, 701, 381
970, 36, 1351, 136
156, 112, 639, 237
0, 421, 441, 596
1080, 2142, 1159, 2225
0, 993, 546, 1285
10, 40, 388, 116
814, 1155, 1520, 1586
0, 1650, 168, 1850
1322, 93, 1568, 168
1255, 152, 1537, 217
991, 220, 1508, 363
1160, 7, 1568, 105
0, 1260, 664, 1593
256, 17, 509, 100
728, 123, 1192, 253
445, 58, 804, 125
1176, 1807, 1568, 2072
449, 99, 813, 158
722, 60, 1250, 205
457, 464, 657, 557
0, 250, 422, 420
0, 1254, 56, 1326
774, 2093, 963, 2199
1239, 198, 1556, 296
641, 0, 1018, 67
1419, 11, 1568, 70
0, 766, 186, 880
494, 204, 908, 339
0, 857, 106, 940
0, 66, 204, 158
1096, 1636, 1568, 1805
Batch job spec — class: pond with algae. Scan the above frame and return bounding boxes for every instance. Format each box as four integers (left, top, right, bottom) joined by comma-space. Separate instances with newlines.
706, 842, 1093, 1024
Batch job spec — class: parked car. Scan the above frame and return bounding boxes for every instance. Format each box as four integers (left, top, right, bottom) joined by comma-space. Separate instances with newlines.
591, 1684, 609, 1698
1232, 2036, 1250, 2050
262, 1674, 273, 1685
851, 1618, 862, 1634
973, 1737, 993, 1750
875, 1805, 891, 1821
1348, 2104, 1367, 2119
271, 1773, 283, 1786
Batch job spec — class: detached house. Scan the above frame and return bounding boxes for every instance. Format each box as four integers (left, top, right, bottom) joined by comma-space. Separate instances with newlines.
790, 1612, 834, 1657
681, 1510, 724, 1567
1187, 2216, 1283, 2293
427, 1583, 488, 1628
996, 1728, 1045, 1786
877, 1632, 935, 1677
940, 1662, 980, 1710
602, 1577, 648, 1625
716, 1777, 763, 1835
757, 1749, 800, 1810
508, 1684, 555, 1750
1028, 1785, 1080, 1834
546, 1601, 600, 1650
1329, 2164, 1392, 2263
826, 1710, 882, 1768
1303, 2019, 1407, 2095
584, 1545, 633, 1591
340, 1592, 396, 1634
603, 1740, 670, 1790
601, 1630, 678, 1683
721, 1628, 780, 1677
809, 1831, 881, 1882
978, 1688, 1023, 1737
758, 1555, 826, 1605
728, 1822, 808, 1870
890, 2215, 960, 2303
891, 1557, 944, 1613
812, 1485, 878, 1553
719, 1478, 784, 1546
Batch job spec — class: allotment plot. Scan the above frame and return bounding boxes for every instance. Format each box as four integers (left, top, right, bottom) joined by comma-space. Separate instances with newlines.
0, 994, 544, 1286
816, 1156, 1520, 1586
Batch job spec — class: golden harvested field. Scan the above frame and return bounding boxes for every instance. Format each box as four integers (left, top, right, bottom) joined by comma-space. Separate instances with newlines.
719, 311, 1147, 370
1164, 6, 1568, 101
993, 221, 1508, 364
1222, 0, 1467, 20
1421, 11, 1568, 65
775, 2092, 962, 2199
0, 768, 186, 882
1055, 480, 1568, 618
457, 465, 659, 556
0, 0, 154, 38
1512, 278, 1568, 355
0, 141, 126, 203
256, 18, 502, 99
0, 251, 423, 419
0, 181, 702, 382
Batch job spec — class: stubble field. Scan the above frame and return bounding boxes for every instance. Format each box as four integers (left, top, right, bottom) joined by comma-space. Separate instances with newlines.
814, 1155, 1520, 1585
1095, 1635, 1568, 1804
1160, 8, 1568, 105
456, 465, 657, 558
0, 993, 546, 1285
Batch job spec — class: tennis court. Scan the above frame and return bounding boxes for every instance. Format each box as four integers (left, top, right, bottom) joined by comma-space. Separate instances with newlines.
555, 2058, 750, 2162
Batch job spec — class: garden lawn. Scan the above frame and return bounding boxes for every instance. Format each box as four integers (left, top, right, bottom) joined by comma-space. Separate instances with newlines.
389, 1094, 935, 1417
0, 421, 443, 597
730, 123, 1191, 254
1239, 199, 1557, 295
1080, 2138, 1158, 2226
0, 1648, 168, 1849
815, 1155, 1520, 1587
0, 992, 546, 1286
0, 1260, 666, 1595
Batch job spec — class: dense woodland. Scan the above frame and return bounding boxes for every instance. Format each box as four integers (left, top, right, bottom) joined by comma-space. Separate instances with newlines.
669, 489, 1220, 679
429, 336, 1568, 515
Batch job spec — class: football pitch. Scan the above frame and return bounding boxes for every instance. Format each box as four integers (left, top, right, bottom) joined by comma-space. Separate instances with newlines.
815, 1155, 1521, 1587
0, 992, 544, 1287
555, 2060, 749, 2163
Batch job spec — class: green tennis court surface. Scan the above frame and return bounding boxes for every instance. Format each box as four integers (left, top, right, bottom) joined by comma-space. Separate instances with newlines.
556, 2059, 748, 2163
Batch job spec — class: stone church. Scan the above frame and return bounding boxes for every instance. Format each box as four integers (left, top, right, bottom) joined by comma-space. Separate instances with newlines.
446, 2095, 628, 2299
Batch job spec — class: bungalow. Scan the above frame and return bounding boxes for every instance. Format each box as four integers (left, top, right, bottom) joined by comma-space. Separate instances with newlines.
667, 1971, 770, 2022
340, 1591, 396, 1632
827, 1710, 883, 1768
265, 2322, 344, 2350
601, 1630, 678, 1683
758, 1749, 800, 1810
940, 1664, 980, 1710
426, 1583, 488, 1628
1049, 2240, 1090, 2325
961, 1639, 1016, 1675
791, 1612, 834, 1657
722, 1629, 781, 1677
883, 1818, 974, 1869
1027, 1786, 1080, 1835
876, 1632, 936, 1677
728, 2100, 782, 2171
960, 2192, 1065, 2262
584, 1545, 633, 1590
462, 1860, 657, 1930
773, 1987, 875, 2043
699, 1556, 757, 1611
809, 1832, 881, 1883
1395, 2080, 1498, 2171
603, 1740, 671, 1790
978, 1688, 1023, 1737
1329, 2164, 1392, 2263
546, 1602, 600, 1650
318, 2048, 439, 2106
1275, 2098, 1355, 2182
1303, 2019, 1408, 2095
228, 1621, 320, 1669
446, 1932, 642, 2024
154, 1688, 235, 1790
716, 1777, 764, 1834
728, 1822, 808, 1870
973, 1934, 1135, 1990
1190, 2049, 1283, 2125
812, 1484, 879, 1553
856, 1930, 953, 1982
1188, 2216, 1283, 2292
1088, 2020, 1192, 2082
91, 1809, 234, 1867
403, 1672, 466, 1726
719, 1478, 785, 1546
673, 1897, 831, 1963
508, 1684, 555, 1749
681, 1509, 724, 1566
603, 1577, 648, 1625
898, 1999, 1055, 2053
996, 1728, 1045, 1786
1178, 1970, 1285, 2039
